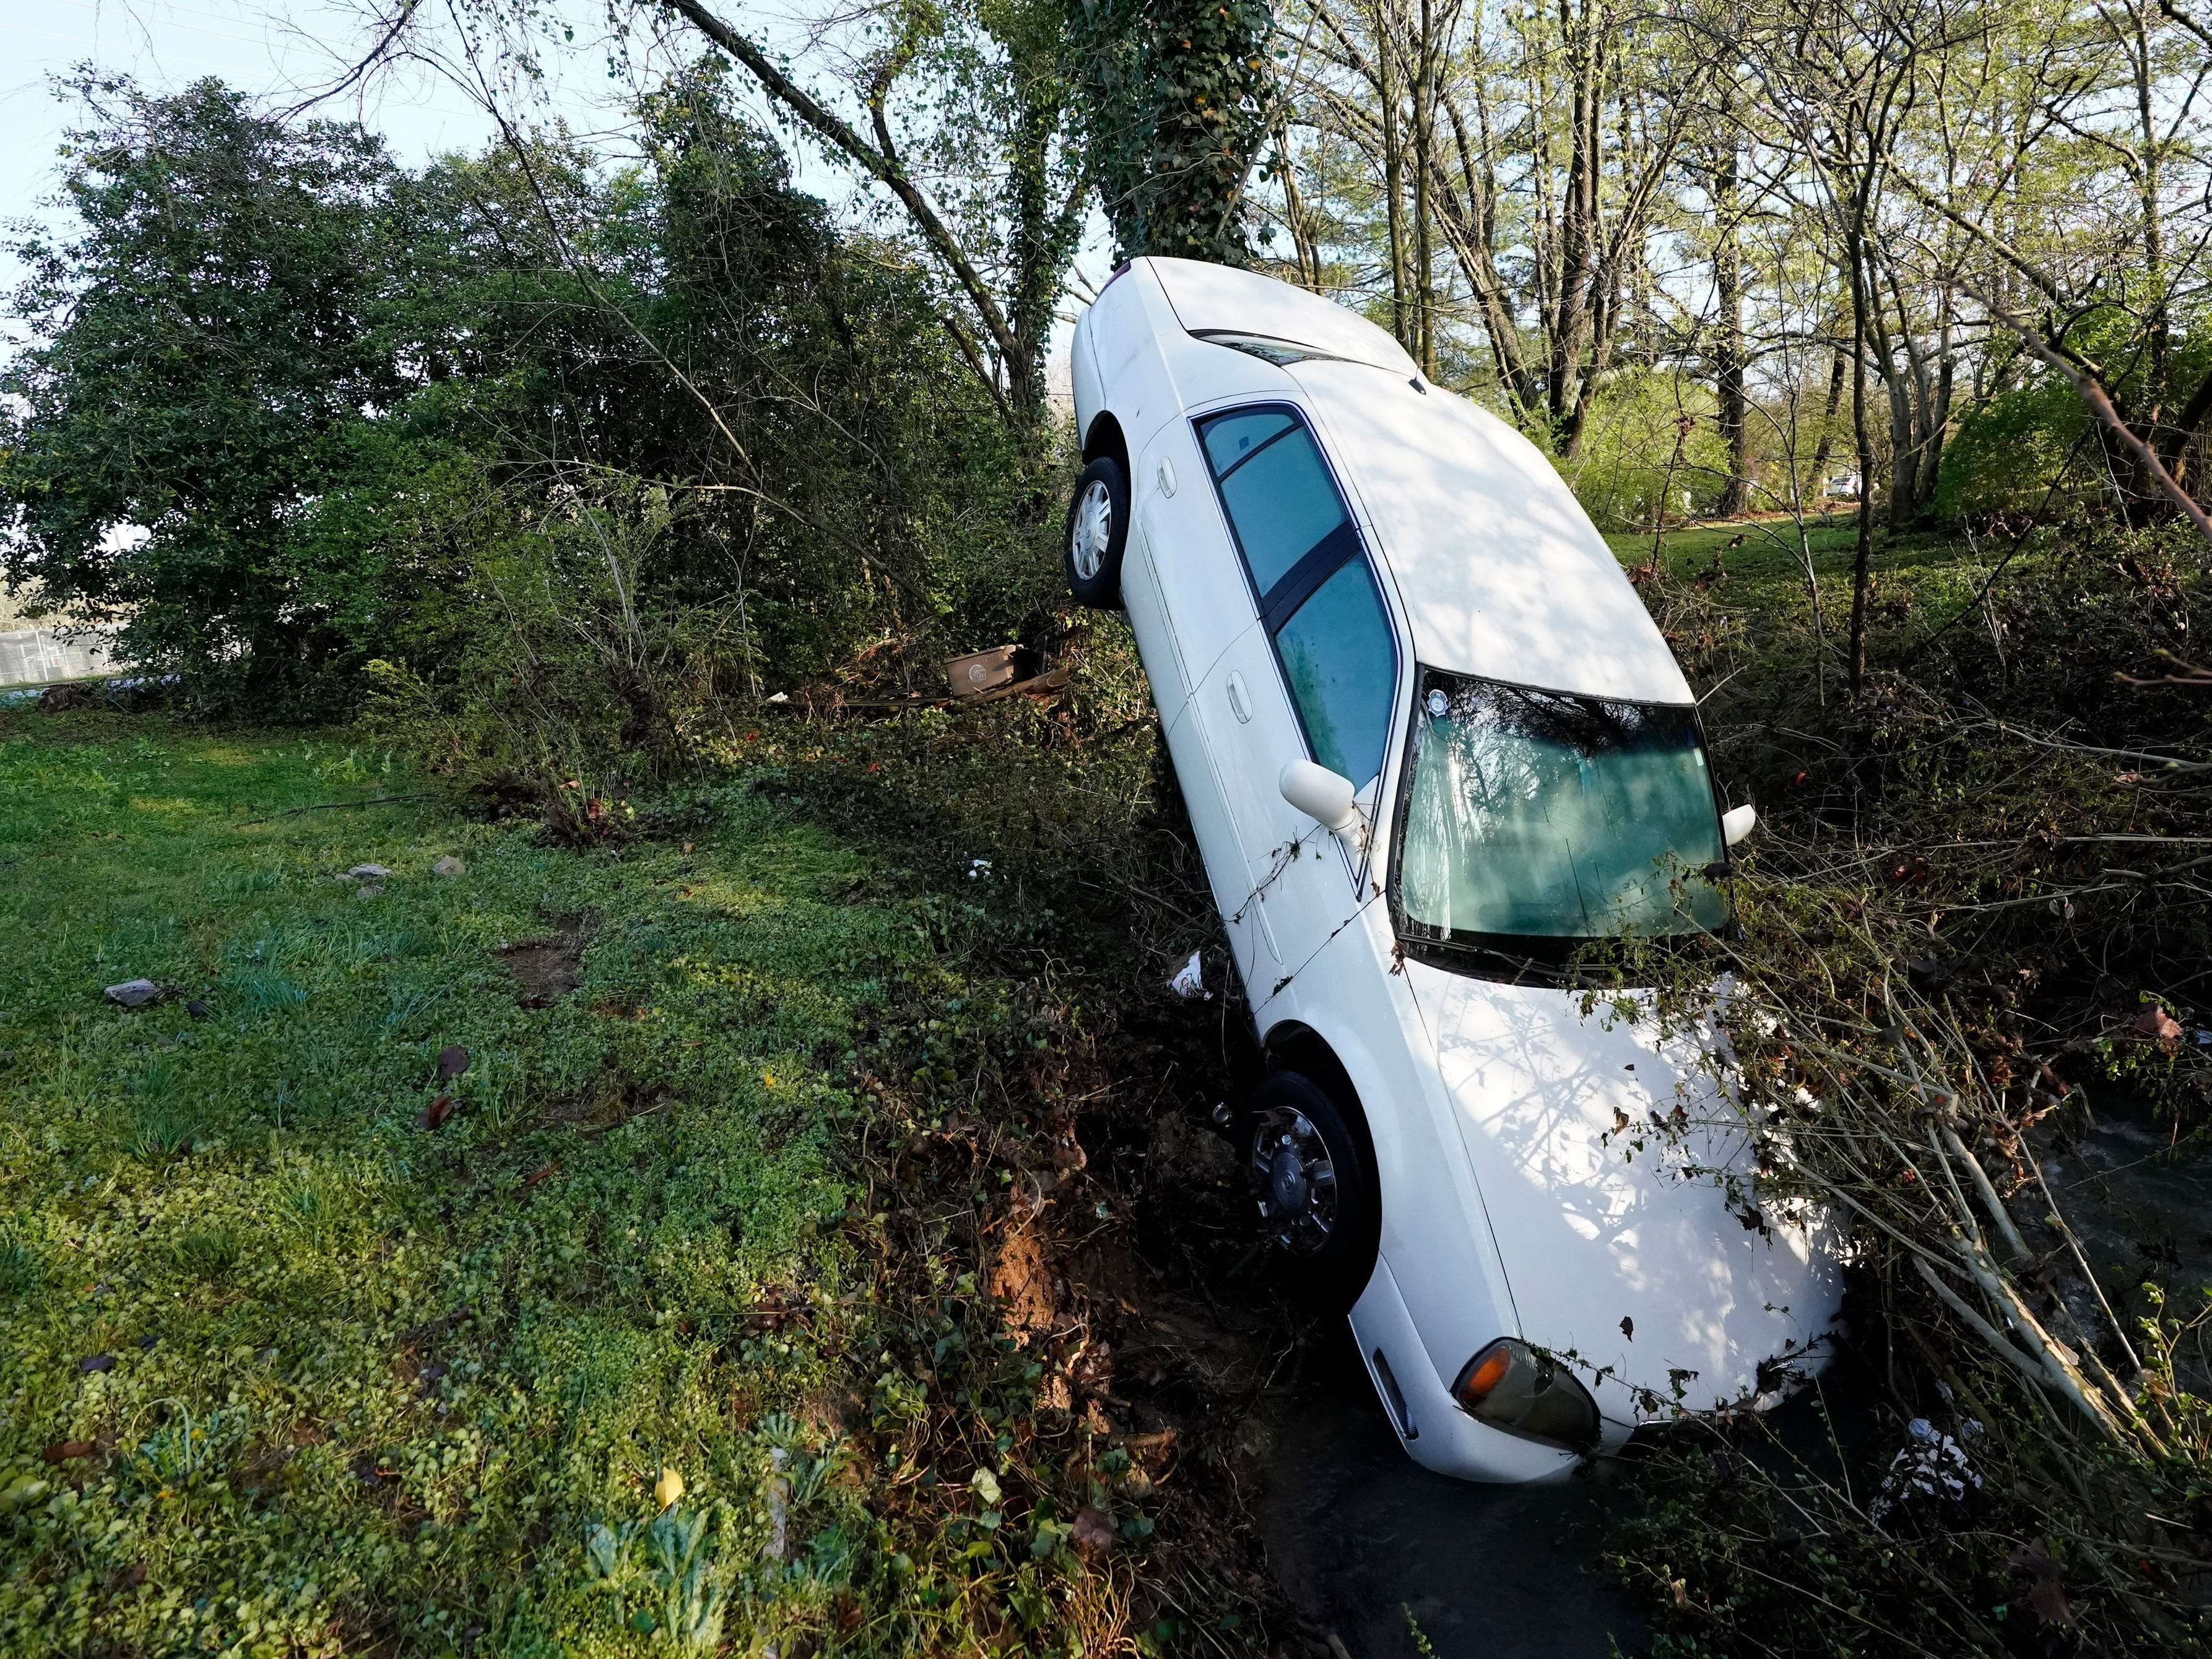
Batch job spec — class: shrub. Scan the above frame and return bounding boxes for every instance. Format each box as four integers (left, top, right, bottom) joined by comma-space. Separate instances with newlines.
1563, 370, 1737, 531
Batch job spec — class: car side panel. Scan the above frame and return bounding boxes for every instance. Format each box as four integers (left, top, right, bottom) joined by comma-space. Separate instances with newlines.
1130, 495, 1199, 701
1135, 420, 1255, 694
1070, 316, 1103, 448
1093, 287, 1286, 985
1160, 696, 1278, 985
1086, 266, 1185, 453
1193, 626, 1305, 938
1197, 626, 1365, 981
1350, 1255, 1581, 1481
1119, 493, 1185, 702
1262, 906, 1521, 1394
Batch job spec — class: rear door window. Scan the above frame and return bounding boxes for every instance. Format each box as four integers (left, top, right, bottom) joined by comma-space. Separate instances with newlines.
1200, 409, 1298, 475
1197, 406, 1356, 602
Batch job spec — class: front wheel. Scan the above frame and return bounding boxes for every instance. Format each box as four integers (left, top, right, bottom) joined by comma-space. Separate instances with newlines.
1238, 1070, 1381, 1314
1063, 456, 1129, 609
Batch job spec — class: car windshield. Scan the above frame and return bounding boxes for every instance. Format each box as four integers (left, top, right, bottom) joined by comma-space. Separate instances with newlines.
1394, 670, 1727, 947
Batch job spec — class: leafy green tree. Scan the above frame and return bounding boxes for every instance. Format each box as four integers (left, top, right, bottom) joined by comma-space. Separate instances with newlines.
639, 0, 1085, 433
2, 66, 1057, 737
0, 74, 405, 713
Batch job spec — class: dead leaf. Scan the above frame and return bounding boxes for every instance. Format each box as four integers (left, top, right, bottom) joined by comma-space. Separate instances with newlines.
2133, 1005, 2183, 1045
2008, 1545, 2074, 1626
420, 1094, 454, 1131
655, 1465, 685, 1509
1620, 1316, 1634, 1341
41, 1440, 94, 1463
1071, 1505, 1114, 1559
436, 1044, 470, 1080
520, 1164, 557, 1195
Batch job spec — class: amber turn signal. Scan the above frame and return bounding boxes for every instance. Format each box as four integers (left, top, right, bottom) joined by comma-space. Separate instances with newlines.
1450, 1338, 1602, 1450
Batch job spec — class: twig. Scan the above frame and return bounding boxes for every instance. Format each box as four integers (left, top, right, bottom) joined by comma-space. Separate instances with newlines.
1911, 1257, 2063, 1400
240, 793, 437, 826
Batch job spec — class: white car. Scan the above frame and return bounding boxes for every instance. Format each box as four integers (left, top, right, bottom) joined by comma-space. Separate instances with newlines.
1064, 258, 1842, 1483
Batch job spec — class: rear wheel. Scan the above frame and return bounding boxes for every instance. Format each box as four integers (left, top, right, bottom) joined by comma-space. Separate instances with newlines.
1238, 1070, 1381, 1314
1063, 456, 1129, 609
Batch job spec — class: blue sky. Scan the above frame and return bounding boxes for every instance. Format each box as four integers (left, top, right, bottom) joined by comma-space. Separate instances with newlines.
0, 1, 1096, 371
2, 1, 646, 236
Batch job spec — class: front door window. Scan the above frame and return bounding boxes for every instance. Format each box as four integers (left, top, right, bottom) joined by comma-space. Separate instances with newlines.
1195, 403, 1399, 789
1274, 558, 1397, 787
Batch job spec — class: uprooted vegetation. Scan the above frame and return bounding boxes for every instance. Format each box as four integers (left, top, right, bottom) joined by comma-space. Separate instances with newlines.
1597, 514, 2212, 1657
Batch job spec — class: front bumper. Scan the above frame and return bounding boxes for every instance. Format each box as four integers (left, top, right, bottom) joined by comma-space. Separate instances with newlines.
1348, 1254, 1634, 1483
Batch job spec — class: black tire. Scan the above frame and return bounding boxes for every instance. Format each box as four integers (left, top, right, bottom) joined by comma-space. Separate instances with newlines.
1237, 1070, 1381, 1314
1062, 455, 1130, 609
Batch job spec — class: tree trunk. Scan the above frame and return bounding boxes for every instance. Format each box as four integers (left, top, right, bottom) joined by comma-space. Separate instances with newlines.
1712, 132, 1749, 518
1548, 2, 1603, 451
1412, 0, 1437, 375
1808, 339, 1848, 485
1376, 0, 1409, 348
1276, 113, 1320, 288
1846, 212, 1876, 694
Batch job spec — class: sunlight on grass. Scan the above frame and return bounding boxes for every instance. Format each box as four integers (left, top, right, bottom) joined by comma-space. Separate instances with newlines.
0, 711, 929, 1655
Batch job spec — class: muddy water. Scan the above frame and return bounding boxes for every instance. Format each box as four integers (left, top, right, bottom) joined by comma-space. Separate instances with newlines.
2038, 1092, 2212, 1394
1257, 1325, 1645, 1659
1230, 1088, 2212, 1659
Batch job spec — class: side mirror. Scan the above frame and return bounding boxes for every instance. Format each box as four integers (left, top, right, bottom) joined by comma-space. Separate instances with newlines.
1280, 760, 1361, 833
1721, 803, 1758, 847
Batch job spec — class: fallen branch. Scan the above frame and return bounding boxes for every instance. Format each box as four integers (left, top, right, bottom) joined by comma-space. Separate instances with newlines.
240, 792, 438, 826
1962, 279, 2212, 547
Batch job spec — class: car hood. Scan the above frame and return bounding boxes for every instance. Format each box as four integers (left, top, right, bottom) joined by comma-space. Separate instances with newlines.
1403, 958, 1843, 1421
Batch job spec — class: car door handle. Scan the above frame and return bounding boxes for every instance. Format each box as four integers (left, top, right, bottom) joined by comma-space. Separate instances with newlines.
1225, 671, 1252, 724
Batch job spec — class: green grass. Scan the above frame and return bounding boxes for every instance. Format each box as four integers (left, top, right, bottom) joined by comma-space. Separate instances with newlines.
0, 714, 932, 1655
1601, 511, 1979, 610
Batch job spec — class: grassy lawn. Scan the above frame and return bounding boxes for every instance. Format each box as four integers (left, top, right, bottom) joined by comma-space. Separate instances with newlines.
0, 714, 957, 1654
1601, 511, 1979, 608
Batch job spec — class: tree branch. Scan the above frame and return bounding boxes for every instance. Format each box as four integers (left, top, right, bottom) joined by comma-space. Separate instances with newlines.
654, 0, 1025, 397
1964, 279, 2212, 545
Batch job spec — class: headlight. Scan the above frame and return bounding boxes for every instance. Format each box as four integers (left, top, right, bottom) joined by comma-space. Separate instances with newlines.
1451, 1338, 1600, 1450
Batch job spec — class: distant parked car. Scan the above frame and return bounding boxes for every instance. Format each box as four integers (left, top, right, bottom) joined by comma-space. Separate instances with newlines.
1064, 258, 1842, 1482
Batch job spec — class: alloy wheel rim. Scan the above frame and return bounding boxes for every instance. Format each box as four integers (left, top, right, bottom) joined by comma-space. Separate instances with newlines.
1070, 480, 1112, 580
1249, 1105, 1338, 1255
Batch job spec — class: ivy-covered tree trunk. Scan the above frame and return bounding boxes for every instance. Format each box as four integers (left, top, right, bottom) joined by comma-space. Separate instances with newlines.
1065, 0, 1275, 264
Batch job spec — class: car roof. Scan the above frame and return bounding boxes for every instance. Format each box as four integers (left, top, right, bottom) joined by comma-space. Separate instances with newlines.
1287, 359, 1695, 706
1142, 257, 1419, 377
1094, 259, 1694, 706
